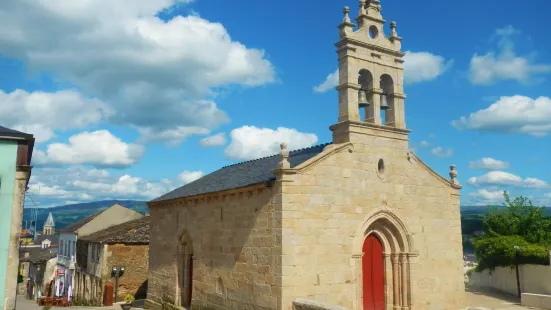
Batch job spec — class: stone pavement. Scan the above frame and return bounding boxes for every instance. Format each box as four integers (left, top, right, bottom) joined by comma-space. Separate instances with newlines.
15, 291, 539, 310
465, 287, 537, 310
14, 296, 144, 310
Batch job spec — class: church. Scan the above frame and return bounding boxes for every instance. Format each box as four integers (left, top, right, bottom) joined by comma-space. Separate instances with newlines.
147, 1, 465, 310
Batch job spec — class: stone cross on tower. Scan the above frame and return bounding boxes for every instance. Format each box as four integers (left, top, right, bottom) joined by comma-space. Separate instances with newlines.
331, 0, 409, 145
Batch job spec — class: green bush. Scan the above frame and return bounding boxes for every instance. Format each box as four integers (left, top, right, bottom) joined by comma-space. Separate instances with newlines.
474, 234, 550, 272
473, 192, 551, 272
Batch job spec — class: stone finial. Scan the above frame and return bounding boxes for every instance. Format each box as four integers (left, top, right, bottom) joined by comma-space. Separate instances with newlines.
390, 21, 398, 37
358, 0, 367, 16
278, 142, 290, 169
343, 6, 351, 23
449, 164, 459, 185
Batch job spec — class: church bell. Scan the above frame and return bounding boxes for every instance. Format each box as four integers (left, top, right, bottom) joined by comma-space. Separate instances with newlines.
358, 89, 369, 108
380, 93, 390, 110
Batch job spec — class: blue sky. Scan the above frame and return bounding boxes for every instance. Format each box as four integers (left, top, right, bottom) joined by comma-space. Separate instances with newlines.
1, 0, 549, 208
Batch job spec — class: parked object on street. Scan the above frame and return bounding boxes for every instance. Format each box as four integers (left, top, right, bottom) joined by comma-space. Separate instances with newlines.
121, 294, 134, 310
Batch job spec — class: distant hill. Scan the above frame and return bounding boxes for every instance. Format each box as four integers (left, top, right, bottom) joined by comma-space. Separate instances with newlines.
23, 201, 550, 235
23, 200, 148, 232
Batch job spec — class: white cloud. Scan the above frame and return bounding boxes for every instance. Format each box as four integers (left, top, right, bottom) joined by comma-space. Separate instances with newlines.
312, 51, 451, 93
419, 140, 431, 147
429, 146, 453, 158
224, 126, 318, 161
469, 158, 511, 170
27, 182, 72, 198
468, 171, 549, 189
28, 166, 177, 203
137, 125, 211, 147
34, 130, 144, 168
178, 171, 204, 184
199, 133, 227, 147
469, 25, 551, 85
313, 69, 339, 93
0, 89, 112, 143
403, 51, 453, 84
452, 96, 551, 137
0, 1, 274, 145
469, 189, 506, 205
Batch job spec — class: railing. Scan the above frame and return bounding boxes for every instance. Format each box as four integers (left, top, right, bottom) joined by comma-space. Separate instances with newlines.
57, 255, 76, 269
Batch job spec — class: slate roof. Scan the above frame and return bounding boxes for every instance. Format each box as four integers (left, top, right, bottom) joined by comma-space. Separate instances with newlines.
152, 143, 331, 202
59, 211, 103, 233
20, 248, 58, 264
0, 125, 33, 140
80, 216, 149, 244
32, 234, 59, 246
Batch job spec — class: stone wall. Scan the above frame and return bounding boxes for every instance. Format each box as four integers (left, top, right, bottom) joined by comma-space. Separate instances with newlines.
469, 262, 551, 296
148, 184, 281, 310
277, 137, 465, 310
105, 244, 149, 300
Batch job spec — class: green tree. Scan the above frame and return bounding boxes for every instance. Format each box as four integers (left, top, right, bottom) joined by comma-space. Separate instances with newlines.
473, 191, 551, 271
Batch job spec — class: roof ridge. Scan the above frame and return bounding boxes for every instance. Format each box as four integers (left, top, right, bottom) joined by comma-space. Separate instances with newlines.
221, 142, 332, 169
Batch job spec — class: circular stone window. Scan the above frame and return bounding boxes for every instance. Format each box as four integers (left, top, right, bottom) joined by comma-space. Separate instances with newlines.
368, 25, 379, 39
377, 159, 385, 178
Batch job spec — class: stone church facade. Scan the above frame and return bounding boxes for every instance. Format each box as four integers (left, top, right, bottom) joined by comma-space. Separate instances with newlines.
147, 1, 465, 310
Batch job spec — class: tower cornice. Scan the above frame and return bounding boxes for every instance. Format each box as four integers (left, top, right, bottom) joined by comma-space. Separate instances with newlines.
335, 38, 405, 58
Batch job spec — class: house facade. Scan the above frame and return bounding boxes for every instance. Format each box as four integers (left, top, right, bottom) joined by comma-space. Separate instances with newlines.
55, 204, 144, 299
148, 2, 465, 310
75, 216, 149, 304
19, 248, 58, 299
0, 126, 34, 310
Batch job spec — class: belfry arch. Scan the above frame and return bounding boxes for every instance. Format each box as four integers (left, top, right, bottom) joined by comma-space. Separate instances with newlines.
353, 208, 417, 310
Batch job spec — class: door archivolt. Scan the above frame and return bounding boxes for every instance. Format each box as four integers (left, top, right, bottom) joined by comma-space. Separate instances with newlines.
354, 208, 417, 310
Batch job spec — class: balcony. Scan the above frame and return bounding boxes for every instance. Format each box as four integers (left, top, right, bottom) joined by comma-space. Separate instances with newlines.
58, 255, 76, 269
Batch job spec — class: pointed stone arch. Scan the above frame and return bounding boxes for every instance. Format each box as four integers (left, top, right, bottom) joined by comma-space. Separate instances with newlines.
352, 206, 417, 310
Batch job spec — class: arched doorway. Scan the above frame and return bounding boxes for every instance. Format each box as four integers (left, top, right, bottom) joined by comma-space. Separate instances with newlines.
354, 208, 416, 310
362, 235, 385, 310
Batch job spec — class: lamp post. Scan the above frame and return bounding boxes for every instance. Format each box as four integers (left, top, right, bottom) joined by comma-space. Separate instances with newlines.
514, 246, 521, 298
111, 266, 125, 302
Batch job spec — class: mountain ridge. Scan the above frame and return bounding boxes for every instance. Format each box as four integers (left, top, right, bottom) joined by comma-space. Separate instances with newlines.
23, 200, 550, 233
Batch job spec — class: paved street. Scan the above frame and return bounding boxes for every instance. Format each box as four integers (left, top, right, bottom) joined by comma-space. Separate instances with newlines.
465, 287, 536, 310
14, 296, 143, 310
15, 291, 537, 310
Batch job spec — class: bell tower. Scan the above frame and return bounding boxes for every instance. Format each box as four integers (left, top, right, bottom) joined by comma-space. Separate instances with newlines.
43, 212, 55, 235
330, 0, 410, 145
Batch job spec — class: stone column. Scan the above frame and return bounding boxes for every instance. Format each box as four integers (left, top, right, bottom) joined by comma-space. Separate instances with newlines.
400, 254, 409, 310
391, 254, 400, 310
383, 253, 390, 306
366, 88, 382, 125
4, 165, 31, 310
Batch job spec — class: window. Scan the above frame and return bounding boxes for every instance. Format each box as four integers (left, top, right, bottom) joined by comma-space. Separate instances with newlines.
60, 240, 64, 256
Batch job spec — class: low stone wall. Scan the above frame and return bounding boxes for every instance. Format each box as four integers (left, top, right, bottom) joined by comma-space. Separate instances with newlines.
292, 298, 351, 310
469, 263, 551, 296
521, 293, 551, 309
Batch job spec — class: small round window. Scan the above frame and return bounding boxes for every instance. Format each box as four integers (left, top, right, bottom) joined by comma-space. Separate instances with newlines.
368, 26, 379, 39
377, 159, 385, 177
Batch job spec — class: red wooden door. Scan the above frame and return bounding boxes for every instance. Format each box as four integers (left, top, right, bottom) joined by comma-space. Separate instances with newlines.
362, 235, 385, 310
